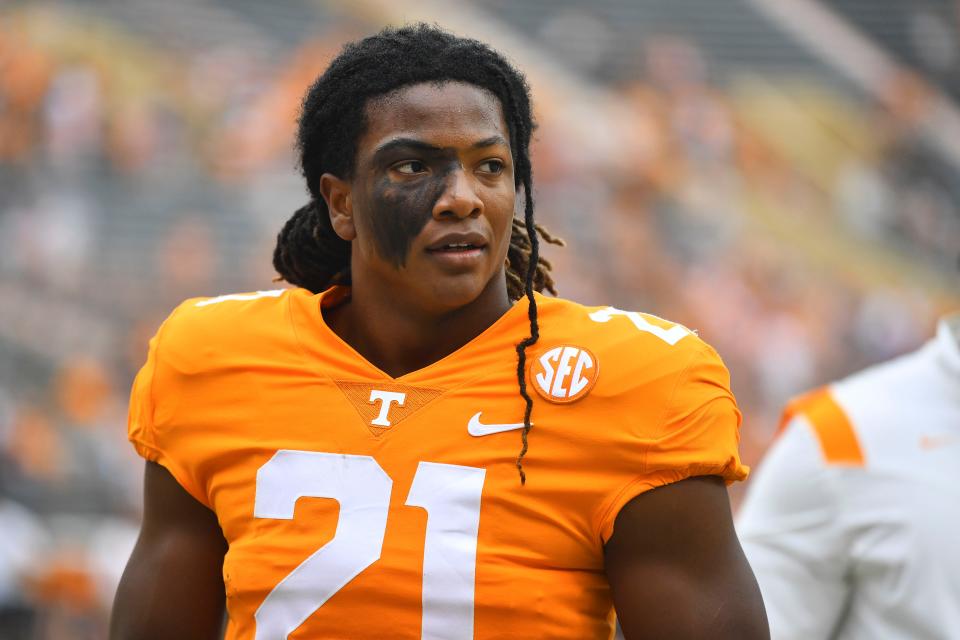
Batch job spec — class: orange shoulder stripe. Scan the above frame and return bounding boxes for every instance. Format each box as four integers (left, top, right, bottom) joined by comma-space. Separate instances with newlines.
780, 387, 865, 466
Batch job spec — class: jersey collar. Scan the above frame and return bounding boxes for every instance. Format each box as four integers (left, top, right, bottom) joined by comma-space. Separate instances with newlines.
289, 286, 535, 386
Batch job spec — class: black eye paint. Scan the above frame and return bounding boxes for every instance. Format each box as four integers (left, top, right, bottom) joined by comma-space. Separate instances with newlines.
366, 155, 459, 267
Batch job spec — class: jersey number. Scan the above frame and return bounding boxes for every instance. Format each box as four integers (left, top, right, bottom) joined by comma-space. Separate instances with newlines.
588, 306, 691, 345
253, 450, 486, 639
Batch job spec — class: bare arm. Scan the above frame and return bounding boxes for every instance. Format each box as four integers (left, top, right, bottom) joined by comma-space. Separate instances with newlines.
110, 461, 228, 640
605, 476, 768, 639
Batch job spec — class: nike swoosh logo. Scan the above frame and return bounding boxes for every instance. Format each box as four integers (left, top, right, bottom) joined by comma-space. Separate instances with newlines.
467, 412, 526, 437
920, 434, 958, 450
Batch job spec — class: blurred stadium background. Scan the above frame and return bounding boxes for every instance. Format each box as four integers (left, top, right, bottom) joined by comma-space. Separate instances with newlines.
1, 0, 958, 637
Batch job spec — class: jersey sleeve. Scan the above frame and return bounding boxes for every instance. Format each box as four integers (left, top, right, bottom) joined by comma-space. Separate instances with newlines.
596, 344, 748, 543
127, 303, 211, 507
736, 413, 853, 639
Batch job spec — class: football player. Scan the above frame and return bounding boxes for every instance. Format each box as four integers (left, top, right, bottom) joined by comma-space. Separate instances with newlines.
111, 24, 768, 639
738, 312, 960, 638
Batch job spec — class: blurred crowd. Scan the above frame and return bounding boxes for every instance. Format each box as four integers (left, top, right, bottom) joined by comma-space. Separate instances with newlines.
1, 2, 957, 637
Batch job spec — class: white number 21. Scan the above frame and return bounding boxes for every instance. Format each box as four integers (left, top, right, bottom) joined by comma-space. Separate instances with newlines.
253, 450, 486, 639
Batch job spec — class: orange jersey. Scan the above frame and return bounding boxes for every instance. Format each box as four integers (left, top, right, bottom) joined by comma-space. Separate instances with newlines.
128, 286, 747, 640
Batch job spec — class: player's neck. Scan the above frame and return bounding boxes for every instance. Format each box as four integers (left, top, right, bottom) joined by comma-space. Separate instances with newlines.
324, 277, 513, 378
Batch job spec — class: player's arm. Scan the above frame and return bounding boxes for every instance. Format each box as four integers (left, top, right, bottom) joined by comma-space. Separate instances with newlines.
110, 461, 228, 640
736, 416, 852, 639
605, 475, 769, 640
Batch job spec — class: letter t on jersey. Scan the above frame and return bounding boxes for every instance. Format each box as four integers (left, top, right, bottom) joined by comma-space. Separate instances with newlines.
369, 390, 407, 427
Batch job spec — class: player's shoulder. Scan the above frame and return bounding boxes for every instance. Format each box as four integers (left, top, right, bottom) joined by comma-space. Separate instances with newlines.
537, 295, 719, 367
781, 343, 937, 469
834, 342, 936, 411
156, 288, 301, 365
533, 295, 727, 400
163, 287, 293, 336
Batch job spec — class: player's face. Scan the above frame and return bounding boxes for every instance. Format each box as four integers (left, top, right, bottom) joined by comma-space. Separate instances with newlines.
346, 81, 516, 313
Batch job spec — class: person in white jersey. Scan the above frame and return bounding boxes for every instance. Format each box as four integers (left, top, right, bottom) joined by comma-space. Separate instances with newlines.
737, 312, 960, 640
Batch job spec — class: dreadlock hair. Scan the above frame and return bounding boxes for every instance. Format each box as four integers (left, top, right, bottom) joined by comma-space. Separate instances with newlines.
272, 24, 564, 484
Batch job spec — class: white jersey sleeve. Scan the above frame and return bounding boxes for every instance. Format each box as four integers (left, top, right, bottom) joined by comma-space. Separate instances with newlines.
737, 416, 852, 640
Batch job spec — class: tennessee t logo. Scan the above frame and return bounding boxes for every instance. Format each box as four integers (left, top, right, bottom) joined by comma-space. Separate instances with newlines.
369, 390, 406, 427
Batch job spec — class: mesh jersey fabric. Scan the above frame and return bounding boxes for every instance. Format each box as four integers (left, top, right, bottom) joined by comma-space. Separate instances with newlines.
128, 286, 747, 640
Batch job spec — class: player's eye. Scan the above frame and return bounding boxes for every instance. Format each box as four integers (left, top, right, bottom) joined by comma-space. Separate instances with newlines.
394, 160, 428, 175
478, 159, 504, 174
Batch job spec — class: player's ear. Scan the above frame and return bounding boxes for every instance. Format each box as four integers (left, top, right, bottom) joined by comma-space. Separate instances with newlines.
320, 173, 355, 241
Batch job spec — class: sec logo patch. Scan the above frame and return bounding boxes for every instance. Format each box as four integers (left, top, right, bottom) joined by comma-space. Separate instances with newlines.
528, 345, 599, 403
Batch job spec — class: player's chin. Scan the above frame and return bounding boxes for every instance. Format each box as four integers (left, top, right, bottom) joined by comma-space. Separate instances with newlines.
416, 264, 496, 313
411, 247, 499, 309
425, 273, 490, 310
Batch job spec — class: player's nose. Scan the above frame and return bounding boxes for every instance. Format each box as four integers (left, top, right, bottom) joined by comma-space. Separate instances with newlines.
433, 168, 482, 220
